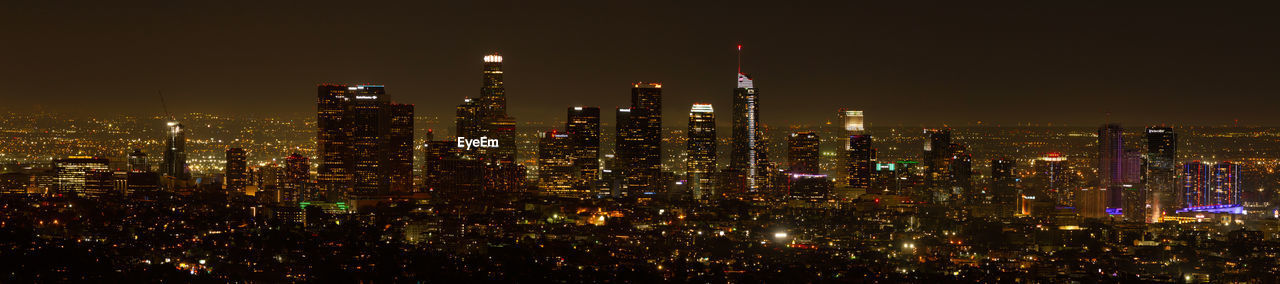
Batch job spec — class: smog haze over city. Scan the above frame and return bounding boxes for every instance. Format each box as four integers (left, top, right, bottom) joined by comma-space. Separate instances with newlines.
3, 0, 1280, 282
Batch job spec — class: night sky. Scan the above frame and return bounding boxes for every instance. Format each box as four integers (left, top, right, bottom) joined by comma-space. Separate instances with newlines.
2, 1, 1277, 127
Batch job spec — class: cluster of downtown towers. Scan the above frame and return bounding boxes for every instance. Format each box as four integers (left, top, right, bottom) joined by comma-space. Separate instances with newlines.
304, 52, 864, 201
189, 52, 1239, 220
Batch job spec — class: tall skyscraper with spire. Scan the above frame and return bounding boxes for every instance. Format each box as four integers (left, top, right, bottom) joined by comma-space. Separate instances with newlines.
729, 45, 769, 193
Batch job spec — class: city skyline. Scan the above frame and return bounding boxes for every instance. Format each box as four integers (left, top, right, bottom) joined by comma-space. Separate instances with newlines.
6, 1, 1280, 281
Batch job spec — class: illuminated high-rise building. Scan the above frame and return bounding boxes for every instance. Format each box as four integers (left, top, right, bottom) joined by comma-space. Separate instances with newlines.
538, 131, 576, 196
1182, 161, 1211, 208
1212, 161, 1241, 206
949, 143, 974, 202
788, 131, 820, 174
456, 98, 482, 140
686, 103, 717, 199
1034, 153, 1070, 206
835, 109, 865, 185
615, 83, 663, 196
1097, 123, 1125, 208
566, 106, 601, 186
162, 121, 188, 180
991, 158, 1018, 215
1121, 148, 1147, 222
128, 149, 149, 172
315, 84, 415, 198
922, 128, 951, 189
317, 84, 351, 191
225, 148, 248, 193
53, 156, 111, 197
1145, 126, 1178, 214
847, 134, 874, 188
730, 69, 769, 192
388, 103, 415, 193
283, 153, 309, 202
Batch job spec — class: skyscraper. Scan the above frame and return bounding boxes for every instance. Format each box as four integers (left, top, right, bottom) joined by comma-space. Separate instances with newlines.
1212, 161, 1242, 206
835, 109, 865, 185
991, 158, 1018, 215
388, 103, 415, 193
1121, 148, 1147, 222
948, 143, 974, 202
1034, 153, 1071, 207
922, 128, 951, 189
616, 83, 663, 196
788, 132, 820, 174
162, 121, 188, 180
687, 103, 717, 199
566, 106, 601, 187
848, 134, 874, 189
730, 71, 769, 192
225, 148, 248, 193
477, 54, 518, 163
1145, 126, 1178, 215
538, 131, 576, 196
1182, 161, 1212, 208
1097, 124, 1125, 208
315, 84, 415, 198
284, 153, 309, 202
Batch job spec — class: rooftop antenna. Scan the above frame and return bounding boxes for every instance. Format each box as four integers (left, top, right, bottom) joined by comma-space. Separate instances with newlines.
737, 44, 743, 74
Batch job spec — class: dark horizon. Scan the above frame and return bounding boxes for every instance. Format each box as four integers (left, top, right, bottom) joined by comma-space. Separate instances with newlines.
2, 1, 1277, 127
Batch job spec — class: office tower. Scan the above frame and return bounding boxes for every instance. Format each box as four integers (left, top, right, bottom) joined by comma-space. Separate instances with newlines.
315, 84, 415, 198
456, 53, 518, 163
1212, 161, 1242, 206
53, 156, 110, 197
421, 135, 452, 192
284, 153, 309, 202
1121, 149, 1147, 222
922, 128, 952, 189
128, 149, 148, 172
162, 121, 188, 180
687, 103, 717, 199
1034, 153, 1071, 207
616, 83, 663, 196
1182, 161, 1212, 208
317, 84, 351, 189
225, 148, 248, 193
1145, 126, 1178, 215
538, 131, 576, 196
848, 134, 874, 188
991, 158, 1017, 214
1, 173, 28, 195
835, 109, 865, 185
730, 72, 769, 192
456, 98, 482, 140
788, 131, 820, 174
567, 106, 601, 186
1097, 124, 1125, 208
949, 143, 974, 201
388, 103, 415, 193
